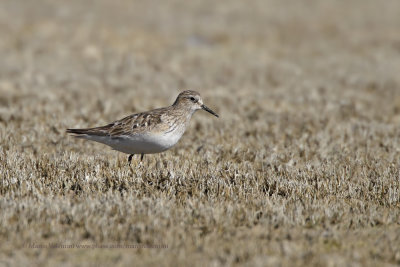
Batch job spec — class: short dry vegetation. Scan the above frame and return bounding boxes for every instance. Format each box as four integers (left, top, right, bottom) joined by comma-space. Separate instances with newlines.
1, 0, 400, 266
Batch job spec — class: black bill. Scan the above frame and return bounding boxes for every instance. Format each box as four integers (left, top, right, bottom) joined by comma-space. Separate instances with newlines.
201, 104, 219, 118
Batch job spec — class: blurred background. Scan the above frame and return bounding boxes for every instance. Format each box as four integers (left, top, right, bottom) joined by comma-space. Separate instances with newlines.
1, 0, 399, 124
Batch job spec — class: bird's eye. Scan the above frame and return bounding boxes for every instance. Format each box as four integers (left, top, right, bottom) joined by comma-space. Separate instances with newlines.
190, 97, 197, 102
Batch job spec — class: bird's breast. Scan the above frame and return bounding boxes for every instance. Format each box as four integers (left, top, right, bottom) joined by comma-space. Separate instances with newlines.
112, 124, 186, 154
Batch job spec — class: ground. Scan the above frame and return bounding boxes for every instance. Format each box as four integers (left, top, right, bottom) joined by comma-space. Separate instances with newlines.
1, 0, 400, 266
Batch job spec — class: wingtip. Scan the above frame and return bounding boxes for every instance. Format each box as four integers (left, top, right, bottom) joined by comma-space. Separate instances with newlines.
66, 128, 85, 135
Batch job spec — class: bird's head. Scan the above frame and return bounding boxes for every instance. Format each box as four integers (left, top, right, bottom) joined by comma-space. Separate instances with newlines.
173, 90, 219, 117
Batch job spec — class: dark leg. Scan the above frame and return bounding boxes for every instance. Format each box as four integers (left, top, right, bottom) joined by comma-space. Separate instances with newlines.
128, 154, 134, 165
141, 153, 144, 161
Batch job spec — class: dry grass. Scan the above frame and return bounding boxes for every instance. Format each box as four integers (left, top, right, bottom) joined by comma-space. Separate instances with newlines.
1, 0, 400, 266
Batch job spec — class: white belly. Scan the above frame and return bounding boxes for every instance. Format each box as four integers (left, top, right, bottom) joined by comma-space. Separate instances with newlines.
82, 130, 184, 154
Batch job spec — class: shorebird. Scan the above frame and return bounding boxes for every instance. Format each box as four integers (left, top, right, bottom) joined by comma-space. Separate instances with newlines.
67, 90, 219, 164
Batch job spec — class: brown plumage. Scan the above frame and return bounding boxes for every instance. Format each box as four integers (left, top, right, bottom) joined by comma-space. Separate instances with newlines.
67, 90, 219, 164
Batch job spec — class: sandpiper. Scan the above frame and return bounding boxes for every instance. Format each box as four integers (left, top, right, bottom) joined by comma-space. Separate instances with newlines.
67, 90, 219, 164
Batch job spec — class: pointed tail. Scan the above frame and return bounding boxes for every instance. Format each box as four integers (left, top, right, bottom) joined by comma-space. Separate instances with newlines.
66, 126, 109, 137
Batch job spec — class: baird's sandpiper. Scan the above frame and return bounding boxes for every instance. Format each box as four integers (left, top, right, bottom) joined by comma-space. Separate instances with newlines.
67, 90, 219, 164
